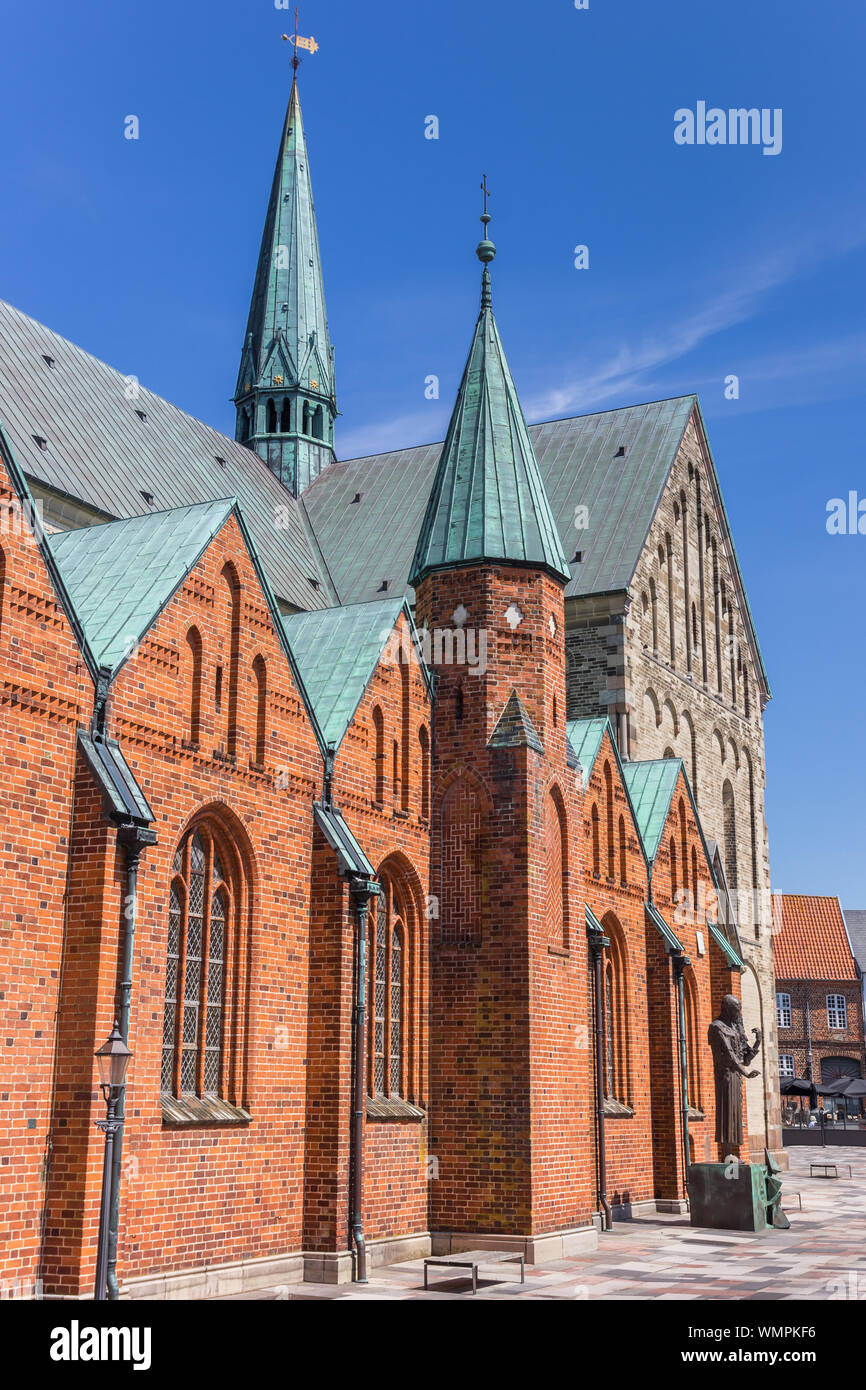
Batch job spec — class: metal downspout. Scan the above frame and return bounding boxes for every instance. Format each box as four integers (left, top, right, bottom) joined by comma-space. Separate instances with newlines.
349, 876, 379, 1282
588, 928, 612, 1232
106, 825, 155, 1299
673, 954, 691, 1195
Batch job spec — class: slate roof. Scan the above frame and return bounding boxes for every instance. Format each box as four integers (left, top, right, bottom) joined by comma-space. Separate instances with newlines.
305, 395, 695, 605
0, 298, 332, 611
775, 895, 859, 982
409, 268, 569, 587
282, 596, 423, 750
47, 499, 235, 673
843, 910, 866, 975
621, 758, 684, 864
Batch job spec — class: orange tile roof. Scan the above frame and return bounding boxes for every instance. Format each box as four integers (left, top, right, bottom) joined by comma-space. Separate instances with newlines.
774, 894, 858, 981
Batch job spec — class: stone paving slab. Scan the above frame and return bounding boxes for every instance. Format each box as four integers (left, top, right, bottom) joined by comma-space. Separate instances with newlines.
212, 1148, 866, 1301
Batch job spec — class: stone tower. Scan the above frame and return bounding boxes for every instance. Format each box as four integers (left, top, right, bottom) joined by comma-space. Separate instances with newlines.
234, 72, 336, 493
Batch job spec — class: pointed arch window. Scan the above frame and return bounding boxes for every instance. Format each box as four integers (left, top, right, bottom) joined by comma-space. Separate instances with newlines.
373, 706, 385, 802
280, 398, 291, 433
302, 401, 311, 435
252, 654, 267, 766
312, 405, 324, 440
161, 823, 243, 1106
185, 626, 203, 746
591, 803, 600, 877
266, 398, 277, 433
604, 762, 615, 879
419, 725, 430, 820
601, 917, 630, 1105
369, 871, 410, 1099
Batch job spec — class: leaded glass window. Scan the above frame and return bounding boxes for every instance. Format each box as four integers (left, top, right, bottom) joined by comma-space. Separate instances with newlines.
390, 928, 402, 1094
604, 964, 614, 1099
373, 914, 386, 1095
368, 873, 409, 1101
161, 886, 181, 1092
161, 825, 232, 1099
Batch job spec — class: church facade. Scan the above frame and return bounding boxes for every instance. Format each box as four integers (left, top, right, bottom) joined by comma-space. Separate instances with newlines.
0, 71, 779, 1299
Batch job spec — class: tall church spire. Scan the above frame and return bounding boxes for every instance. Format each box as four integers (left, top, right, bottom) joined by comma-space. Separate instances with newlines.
235, 69, 336, 494
409, 191, 570, 588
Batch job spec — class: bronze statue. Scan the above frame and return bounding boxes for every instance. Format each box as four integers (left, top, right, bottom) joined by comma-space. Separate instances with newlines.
708, 995, 762, 1147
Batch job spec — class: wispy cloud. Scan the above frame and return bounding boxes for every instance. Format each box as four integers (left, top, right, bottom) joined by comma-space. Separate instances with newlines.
524, 219, 866, 421
336, 406, 449, 461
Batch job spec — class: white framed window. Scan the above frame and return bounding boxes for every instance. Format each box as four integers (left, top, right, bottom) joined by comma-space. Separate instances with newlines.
779, 1054, 795, 1079
776, 992, 792, 1029
827, 994, 848, 1030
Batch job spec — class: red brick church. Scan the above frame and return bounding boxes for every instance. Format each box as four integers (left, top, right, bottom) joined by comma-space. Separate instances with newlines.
0, 72, 759, 1298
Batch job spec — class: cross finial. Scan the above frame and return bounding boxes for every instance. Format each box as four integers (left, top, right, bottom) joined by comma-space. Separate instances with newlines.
476, 172, 496, 293
480, 174, 491, 225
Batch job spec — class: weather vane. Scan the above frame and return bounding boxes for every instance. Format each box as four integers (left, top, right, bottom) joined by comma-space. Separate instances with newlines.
282, 8, 319, 73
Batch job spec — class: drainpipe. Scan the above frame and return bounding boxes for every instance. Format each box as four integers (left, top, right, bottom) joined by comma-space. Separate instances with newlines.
673, 953, 691, 1194
106, 822, 156, 1300
349, 874, 380, 1282
587, 926, 612, 1232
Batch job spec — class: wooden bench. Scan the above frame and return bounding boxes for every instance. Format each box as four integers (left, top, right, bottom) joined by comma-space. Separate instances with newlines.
423, 1249, 526, 1294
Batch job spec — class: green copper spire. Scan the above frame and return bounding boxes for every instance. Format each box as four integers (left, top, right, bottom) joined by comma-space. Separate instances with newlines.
235, 72, 336, 494
409, 190, 570, 588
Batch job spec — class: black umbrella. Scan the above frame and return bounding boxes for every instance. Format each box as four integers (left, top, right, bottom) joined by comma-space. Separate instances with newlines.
824, 1075, 866, 1097
780, 1077, 814, 1095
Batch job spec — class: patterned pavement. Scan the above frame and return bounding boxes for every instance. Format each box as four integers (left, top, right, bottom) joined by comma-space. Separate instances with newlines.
219, 1147, 866, 1301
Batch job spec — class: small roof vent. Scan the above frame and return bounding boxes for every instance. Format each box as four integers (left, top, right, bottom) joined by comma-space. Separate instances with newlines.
32, 434, 48, 450
351, 492, 363, 504
307, 576, 320, 590
377, 579, 390, 593
135, 410, 147, 422
140, 490, 154, 506
215, 456, 226, 467
571, 550, 583, 565
42, 355, 55, 368
614, 445, 626, 458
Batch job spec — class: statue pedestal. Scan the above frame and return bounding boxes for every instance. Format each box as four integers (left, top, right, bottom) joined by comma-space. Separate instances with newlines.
688, 1162, 771, 1231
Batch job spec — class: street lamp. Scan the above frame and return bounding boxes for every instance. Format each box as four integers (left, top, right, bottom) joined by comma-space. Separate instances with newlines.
93, 1021, 132, 1301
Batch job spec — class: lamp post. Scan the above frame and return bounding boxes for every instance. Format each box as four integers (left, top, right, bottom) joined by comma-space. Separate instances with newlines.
93, 1022, 132, 1301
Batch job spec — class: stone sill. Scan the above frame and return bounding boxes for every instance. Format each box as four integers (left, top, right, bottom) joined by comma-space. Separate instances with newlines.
603, 1098, 635, 1119
548, 945, 571, 959
687, 1106, 706, 1122
161, 1094, 251, 1127
366, 1096, 426, 1122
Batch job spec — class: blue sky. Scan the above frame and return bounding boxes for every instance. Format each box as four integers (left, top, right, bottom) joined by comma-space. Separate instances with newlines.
1, 0, 864, 903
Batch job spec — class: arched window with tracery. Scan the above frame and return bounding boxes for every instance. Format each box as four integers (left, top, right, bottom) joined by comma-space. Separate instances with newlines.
161, 822, 242, 1100
683, 970, 703, 1110
602, 916, 630, 1105
369, 868, 410, 1098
